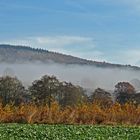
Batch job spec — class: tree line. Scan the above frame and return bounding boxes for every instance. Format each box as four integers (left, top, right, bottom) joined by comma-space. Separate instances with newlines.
0, 75, 140, 107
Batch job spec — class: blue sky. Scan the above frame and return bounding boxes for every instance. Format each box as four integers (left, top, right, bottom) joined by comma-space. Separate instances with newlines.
0, 0, 140, 66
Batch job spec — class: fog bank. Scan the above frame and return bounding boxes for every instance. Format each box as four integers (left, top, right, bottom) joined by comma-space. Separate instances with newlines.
0, 63, 140, 91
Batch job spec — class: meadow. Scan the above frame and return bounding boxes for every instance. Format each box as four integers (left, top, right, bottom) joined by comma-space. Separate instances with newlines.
0, 124, 139, 140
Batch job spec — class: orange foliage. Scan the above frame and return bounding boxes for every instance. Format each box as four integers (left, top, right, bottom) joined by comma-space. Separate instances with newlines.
0, 102, 139, 125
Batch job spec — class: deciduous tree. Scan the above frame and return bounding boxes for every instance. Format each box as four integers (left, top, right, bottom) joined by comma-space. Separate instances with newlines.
0, 76, 25, 105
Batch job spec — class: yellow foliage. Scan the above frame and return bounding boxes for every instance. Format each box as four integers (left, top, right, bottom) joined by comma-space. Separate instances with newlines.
0, 101, 139, 125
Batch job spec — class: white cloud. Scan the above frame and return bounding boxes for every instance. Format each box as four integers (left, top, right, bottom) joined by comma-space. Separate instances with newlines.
0, 35, 105, 61
0, 39, 31, 47
109, 49, 140, 66
0, 35, 95, 48
69, 50, 105, 62
1, 36, 140, 66
34, 36, 95, 48
122, 49, 140, 65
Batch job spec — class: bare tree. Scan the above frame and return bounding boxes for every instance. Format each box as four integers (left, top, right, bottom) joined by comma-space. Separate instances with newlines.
0, 76, 25, 105
90, 88, 113, 108
58, 82, 87, 107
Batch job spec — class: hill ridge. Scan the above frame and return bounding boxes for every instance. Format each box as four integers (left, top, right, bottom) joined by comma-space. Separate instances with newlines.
0, 44, 139, 70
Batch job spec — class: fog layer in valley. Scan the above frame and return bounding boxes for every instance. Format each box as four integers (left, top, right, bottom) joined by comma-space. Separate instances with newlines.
0, 63, 140, 91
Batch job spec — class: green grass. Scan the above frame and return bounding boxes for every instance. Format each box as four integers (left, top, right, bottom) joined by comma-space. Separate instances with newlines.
0, 124, 139, 140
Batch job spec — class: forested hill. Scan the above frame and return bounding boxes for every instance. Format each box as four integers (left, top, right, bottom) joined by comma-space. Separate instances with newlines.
0, 44, 139, 70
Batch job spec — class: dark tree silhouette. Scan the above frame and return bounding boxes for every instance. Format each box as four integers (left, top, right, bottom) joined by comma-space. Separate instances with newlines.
58, 82, 87, 107
29, 75, 60, 107
90, 88, 113, 108
0, 76, 25, 105
114, 82, 136, 104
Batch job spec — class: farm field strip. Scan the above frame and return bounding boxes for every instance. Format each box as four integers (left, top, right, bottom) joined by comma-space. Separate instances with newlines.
0, 124, 139, 140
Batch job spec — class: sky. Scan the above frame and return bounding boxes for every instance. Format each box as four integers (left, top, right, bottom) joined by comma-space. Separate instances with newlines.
0, 0, 140, 66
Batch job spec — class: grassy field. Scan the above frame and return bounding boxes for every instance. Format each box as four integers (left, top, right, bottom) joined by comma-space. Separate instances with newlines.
0, 124, 139, 140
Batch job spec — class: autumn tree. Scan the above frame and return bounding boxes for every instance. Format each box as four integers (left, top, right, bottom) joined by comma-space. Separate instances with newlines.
29, 75, 60, 107
90, 88, 113, 108
58, 82, 87, 107
115, 82, 135, 94
0, 76, 25, 105
114, 82, 136, 104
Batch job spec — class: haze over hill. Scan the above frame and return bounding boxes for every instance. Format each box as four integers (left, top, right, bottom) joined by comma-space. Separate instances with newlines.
0, 44, 140, 91
0, 44, 139, 69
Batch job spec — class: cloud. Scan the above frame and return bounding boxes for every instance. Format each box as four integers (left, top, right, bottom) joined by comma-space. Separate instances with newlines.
69, 50, 105, 61
0, 35, 104, 61
0, 35, 94, 47
34, 36, 95, 48
1, 35, 140, 66
108, 48, 140, 66
121, 49, 140, 65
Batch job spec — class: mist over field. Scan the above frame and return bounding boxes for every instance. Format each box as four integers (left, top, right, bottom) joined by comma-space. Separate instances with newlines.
0, 62, 140, 91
